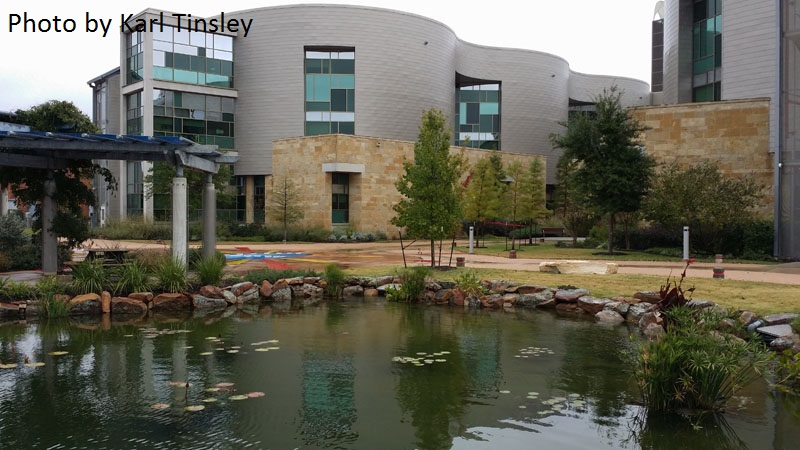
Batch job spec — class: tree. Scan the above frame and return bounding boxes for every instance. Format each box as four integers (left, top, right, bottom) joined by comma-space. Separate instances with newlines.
553, 154, 595, 245
268, 175, 304, 242
642, 161, 762, 254
392, 108, 463, 267
514, 158, 550, 244
145, 161, 235, 217
463, 157, 504, 247
0, 100, 115, 251
550, 87, 654, 253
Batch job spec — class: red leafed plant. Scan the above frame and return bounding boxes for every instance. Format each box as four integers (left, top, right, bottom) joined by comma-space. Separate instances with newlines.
655, 258, 695, 311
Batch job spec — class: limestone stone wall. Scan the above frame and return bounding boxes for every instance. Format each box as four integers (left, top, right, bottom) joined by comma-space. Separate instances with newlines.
269, 134, 545, 237
632, 98, 773, 217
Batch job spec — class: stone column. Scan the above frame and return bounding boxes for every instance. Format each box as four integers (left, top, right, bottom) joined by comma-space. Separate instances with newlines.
202, 173, 216, 259
1, 186, 9, 217
42, 171, 58, 275
171, 168, 188, 266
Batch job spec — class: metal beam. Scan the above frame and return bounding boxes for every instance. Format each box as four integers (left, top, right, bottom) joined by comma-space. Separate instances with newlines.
0, 153, 68, 169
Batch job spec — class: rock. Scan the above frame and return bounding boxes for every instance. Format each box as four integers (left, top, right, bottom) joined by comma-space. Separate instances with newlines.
451, 289, 465, 307
237, 287, 261, 304
634, 291, 662, 304
627, 303, 653, 324
762, 313, 800, 326
111, 297, 148, 315
342, 285, 364, 297
0, 302, 20, 317
481, 294, 504, 309
68, 293, 102, 316
192, 294, 228, 309
757, 324, 794, 339
555, 302, 584, 314
615, 296, 641, 304
537, 298, 557, 309
489, 280, 513, 293
605, 301, 630, 316
539, 260, 618, 274
512, 284, 549, 295
555, 288, 589, 303
643, 323, 665, 340
638, 311, 663, 330
151, 293, 192, 312
377, 283, 401, 295
222, 290, 236, 305
292, 284, 324, 298
285, 277, 305, 286
738, 311, 758, 327
272, 279, 290, 291
577, 296, 610, 315
771, 336, 797, 352
303, 276, 321, 285
595, 310, 625, 324
270, 287, 292, 302
687, 299, 715, 309
517, 290, 554, 308
502, 293, 518, 305
101, 291, 111, 314
434, 289, 452, 305
259, 280, 274, 298
231, 281, 255, 297
364, 288, 380, 297
374, 276, 394, 287
199, 285, 225, 299
128, 292, 153, 303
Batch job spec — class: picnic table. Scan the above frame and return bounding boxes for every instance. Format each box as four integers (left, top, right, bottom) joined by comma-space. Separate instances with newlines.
84, 248, 130, 265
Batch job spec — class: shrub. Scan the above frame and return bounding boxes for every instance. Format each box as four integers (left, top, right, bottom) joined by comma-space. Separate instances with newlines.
323, 263, 347, 297
154, 258, 188, 293
70, 259, 109, 295
242, 267, 319, 284
36, 276, 70, 318
635, 306, 770, 412
96, 218, 172, 241
114, 259, 151, 295
0, 280, 35, 302
387, 266, 431, 302
8, 243, 42, 271
454, 269, 483, 297
0, 212, 29, 251
193, 255, 227, 286
509, 225, 542, 240
130, 248, 170, 271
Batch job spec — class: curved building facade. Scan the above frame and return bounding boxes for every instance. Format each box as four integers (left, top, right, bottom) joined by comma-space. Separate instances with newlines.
93, 4, 651, 231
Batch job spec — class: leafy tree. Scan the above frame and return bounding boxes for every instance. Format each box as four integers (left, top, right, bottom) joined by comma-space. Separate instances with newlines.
268, 175, 304, 242
393, 108, 463, 267
514, 158, 550, 244
145, 161, 235, 217
553, 154, 596, 245
550, 87, 654, 253
642, 161, 762, 254
0, 100, 116, 251
463, 157, 504, 247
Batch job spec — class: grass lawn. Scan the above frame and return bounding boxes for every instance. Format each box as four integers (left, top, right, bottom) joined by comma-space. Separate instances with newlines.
346, 264, 799, 316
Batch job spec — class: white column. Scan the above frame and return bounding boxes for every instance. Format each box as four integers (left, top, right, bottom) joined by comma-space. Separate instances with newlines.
172, 172, 188, 266
1, 186, 8, 217
202, 173, 217, 259
42, 172, 58, 275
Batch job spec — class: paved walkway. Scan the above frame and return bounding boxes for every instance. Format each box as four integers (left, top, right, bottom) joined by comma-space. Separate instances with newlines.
4, 239, 800, 285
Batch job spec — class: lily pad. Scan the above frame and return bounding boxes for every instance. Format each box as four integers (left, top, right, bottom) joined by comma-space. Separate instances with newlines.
226, 350, 239, 354
229, 395, 248, 401
199, 352, 213, 356
0, 363, 18, 369
246, 392, 265, 398
254, 348, 271, 352
205, 388, 221, 392
202, 398, 218, 403
24, 362, 45, 367
215, 382, 234, 387
499, 390, 511, 394
151, 403, 170, 409
167, 381, 190, 387
48, 351, 69, 356
185, 405, 205, 412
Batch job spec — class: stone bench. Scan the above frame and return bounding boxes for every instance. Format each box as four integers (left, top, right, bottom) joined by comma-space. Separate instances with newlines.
539, 260, 618, 275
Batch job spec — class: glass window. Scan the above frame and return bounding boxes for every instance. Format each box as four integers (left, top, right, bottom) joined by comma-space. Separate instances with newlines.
305, 48, 355, 135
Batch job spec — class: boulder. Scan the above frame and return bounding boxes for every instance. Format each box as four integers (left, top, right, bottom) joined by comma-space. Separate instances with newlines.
231, 281, 255, 297
638, 311, 663, 330
285, 277, 305, 286
451, 289, 465, 307
762, 313, 800, 326
303, 276, 321, 285
374, 276, 395, 287
555, 288, 589, 303
687, 299, 715, 309
222, 290, 236, 304
68, 293, 102, 316
512, 285, 549, 295
259, 280, 273, 298
128, 292, 154, 303
626, 303, 653, 324
237, 287, 261, 304
539, 260, 618, 275
517, 290, 554, 308
0, 302, 20, 317
292, 284, 324, 298
577, 296, 610, 315
633, 291, 662, 304
770, 335, 797, 352
270, 287, 292, 302
364, 288, 380, 297
738, 311, 758, 327
604, 301, 630, 316
199, 285, 225, 299
101, 291, 112, 314
342, 285, 364, 297
555, 302, 584, 314
192, 294, 228, 310
151, 293, 192, 312
595, 310, 625, 324
377, 283, 402, 295
111, 297, 148, 315
614, 296, 641, 304
489, 280, 513, 294
643, 323, 665, 340
272, 279, 290, 291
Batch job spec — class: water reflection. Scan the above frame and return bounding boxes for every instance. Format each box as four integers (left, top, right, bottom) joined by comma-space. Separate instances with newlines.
0, 303, 799, 449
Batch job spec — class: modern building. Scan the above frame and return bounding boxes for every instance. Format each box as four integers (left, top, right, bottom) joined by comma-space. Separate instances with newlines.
89, 4, 650, 234
646, 0, 798, 258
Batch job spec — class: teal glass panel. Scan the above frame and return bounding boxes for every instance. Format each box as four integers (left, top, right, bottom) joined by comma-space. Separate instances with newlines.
306, 74, 315, 101
331, 89, 347, 111
174, 70, 198, 84
331, 74, 355, 89
220, 60, 233, 76
693, 56, 714, 74
174, 53, 191, 70
480, 140, 499, 150
222, 113, 234, 122
306, 101, 330, 111
215, 136, 234, 149
459, 103, 466, 124
338, 122, 354, 134
460, 90, 479, 102
174, 92, 182, 107
207, 59, 221, 74
331, 59, 354, 74
332, 209, 348, 223
173, 118, 182, 130
486, 91, 499, 102
190, 56, 205, 71
313, 75, 331, 101
153, 116, 173, 132
480, 103, 499, 114
165, 52, 173, 67
479, 115, 493, 132
346, 90, 354, 112
153, 67, 173, 81
197, 73, 206, 85
306, 121, 330, 135
715, 15, 721, 32
183, 119, 205, 134
306, 59, 322, 74
207, 121, 230, 136
693, 84, 714, 102
206, 74, 230, 87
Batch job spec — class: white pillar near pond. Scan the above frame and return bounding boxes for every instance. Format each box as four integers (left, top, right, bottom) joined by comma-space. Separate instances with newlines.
202, 173, 216, 259
172, 167, 188, 266
41, 171, 58, 275
469, 226, 475, 254
683, 226, 690, 261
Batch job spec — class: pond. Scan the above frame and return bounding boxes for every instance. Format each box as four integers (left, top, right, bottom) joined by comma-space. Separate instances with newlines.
1, 301, 799, 450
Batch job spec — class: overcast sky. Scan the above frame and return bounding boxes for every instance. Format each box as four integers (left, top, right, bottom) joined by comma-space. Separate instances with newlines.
0, 0, 660, 117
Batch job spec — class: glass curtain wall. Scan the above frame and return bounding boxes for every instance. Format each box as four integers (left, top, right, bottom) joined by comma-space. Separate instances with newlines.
692, 0, 722, 102
455, 78, 501, 150
152, 26, 234, 88
305, 48, 355, 135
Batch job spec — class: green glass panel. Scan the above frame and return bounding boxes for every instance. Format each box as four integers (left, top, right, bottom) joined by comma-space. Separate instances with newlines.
174, 70, 197, 84
306, 121, 330, 136
173, 118, 182, 130
460, 90, 479, 102
306, 101, 330, 111
175, 108, 189, 118
153, 116, 173, 132
220, 60, 233, 76
306, 59, 322, 74
207, 121, 230, 136
693, 56, 714, 74
207, 59, 221, 74
332, 209, 348, 224
206, 74, 229, 87
222, 113, 234, 122
313, 75, 331, 101
306, 74, 314, 101
153, 67, 173, 81
215, 136, 234, 149
479, 115, 493, 132
486, 91, 499, 102
338, 122, 354, 134
693, 84, 714, 102
165, 52, 173, 67
331, 59, 354, 74
183, 119, 205, 134
191, 56, 204, 71
174, 92, 182, 107
331, 74, 355, 89
346, 90, 354, 112
459, 103, 466, 124
480, 103, 499, 114
330, 122, 339, 133
331, 89, 347, 111
480, 140, 499, 150
197, 73, 206, 85
174, 53, 191, 70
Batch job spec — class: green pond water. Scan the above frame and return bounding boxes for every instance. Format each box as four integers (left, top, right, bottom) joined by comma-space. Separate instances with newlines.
1, 301, 800, 450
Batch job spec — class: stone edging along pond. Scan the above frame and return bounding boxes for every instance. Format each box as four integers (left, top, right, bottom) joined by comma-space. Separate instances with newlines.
2, 275, 798, 353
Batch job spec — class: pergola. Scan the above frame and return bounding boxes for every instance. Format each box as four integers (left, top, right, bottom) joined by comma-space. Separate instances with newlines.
0, 131, 238, 274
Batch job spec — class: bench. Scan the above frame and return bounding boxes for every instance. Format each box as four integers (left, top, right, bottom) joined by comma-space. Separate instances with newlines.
540, 227, 566, 237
